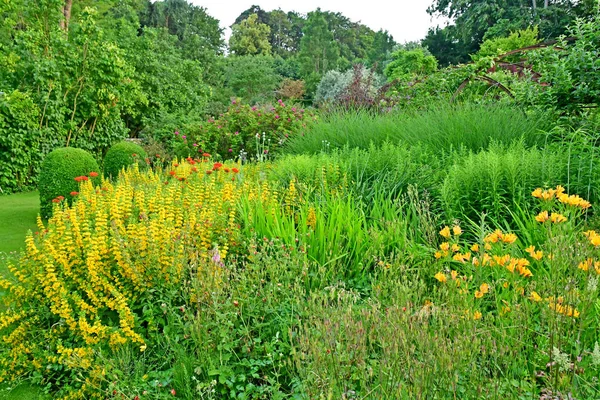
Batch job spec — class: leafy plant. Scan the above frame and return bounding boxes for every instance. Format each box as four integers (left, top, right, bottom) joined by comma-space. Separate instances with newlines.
37, 147, 101, 218
103, 141, 148, 179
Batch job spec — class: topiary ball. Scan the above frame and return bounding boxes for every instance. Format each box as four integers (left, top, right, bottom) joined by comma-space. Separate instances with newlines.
38, 147, 101, 219
103, 141, 148, 179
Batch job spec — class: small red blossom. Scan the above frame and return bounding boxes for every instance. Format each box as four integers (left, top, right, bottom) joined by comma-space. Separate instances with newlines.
174, 163, 179, 167
231, 168, 239, 174
202, 152, 211, 158
213, 162, 223, 170
57, 196, 64, 201
171, 389, 176, 396
52, 198, 61, 203
223, 168, 230, 173
169, 171, 176, 176
132, 153, 138, 157
70, 191, 79, 196
89, 171, 99, 178
191, 167, 198, 172
206, 170, 212, 175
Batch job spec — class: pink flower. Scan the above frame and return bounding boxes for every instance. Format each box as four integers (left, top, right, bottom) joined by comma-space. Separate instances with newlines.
228, 148, 233, 152
182, 135, 186, 139
174, 131, 179, 135
193, 143, 198, 147
234, 131, 239, 135
275, 115, 280, 119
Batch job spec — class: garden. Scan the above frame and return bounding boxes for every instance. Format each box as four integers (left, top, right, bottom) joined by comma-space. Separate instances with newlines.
1, 0, 600, 399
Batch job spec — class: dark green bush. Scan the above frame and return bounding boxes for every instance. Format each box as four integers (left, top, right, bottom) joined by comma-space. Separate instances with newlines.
0, 90, 44, 194
38, 148, 100, 219
103, 141, 148, 179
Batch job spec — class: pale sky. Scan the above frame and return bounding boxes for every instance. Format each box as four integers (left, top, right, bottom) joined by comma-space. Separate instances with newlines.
192, 0, 448, 44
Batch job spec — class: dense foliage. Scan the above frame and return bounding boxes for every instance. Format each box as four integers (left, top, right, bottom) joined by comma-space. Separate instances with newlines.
38, 148, 100, 219
103, 141, 148, 179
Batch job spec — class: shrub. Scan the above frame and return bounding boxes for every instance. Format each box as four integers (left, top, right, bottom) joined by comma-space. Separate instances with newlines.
0, 91, 43, 194
171, 99, 316, 160
103, 141, 148, 179
38, 147, 101, 219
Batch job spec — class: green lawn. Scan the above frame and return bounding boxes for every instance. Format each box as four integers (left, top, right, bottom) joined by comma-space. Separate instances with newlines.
0, 191, 39, 254
0, 192, 49, 400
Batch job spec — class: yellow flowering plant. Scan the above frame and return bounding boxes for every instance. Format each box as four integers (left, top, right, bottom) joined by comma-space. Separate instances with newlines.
0, 159, 245, 397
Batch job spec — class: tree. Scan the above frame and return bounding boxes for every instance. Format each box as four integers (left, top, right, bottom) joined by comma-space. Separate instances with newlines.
368, 30, 396, 73
229, 13, 272, 56
384, 47, 438, 81
422, 25, 477, 67
298, 10, 339, 76
224, 55, 280, 103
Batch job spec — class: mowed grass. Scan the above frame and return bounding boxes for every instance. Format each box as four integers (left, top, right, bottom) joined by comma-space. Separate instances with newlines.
0, 191, 39, 254
0, 192, 49, 400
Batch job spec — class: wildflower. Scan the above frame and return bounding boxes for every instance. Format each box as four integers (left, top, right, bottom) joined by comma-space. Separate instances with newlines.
532, 188, 543, 198
206, 170, 212, 175
439, 226, 451, 238
202, 152, 211, 158
169, 171, 176, 176
171, 389, 176, 396
480, 283, 489, 294
232, 168, 240, 174
434, 251, 443, 259
452, 225, 462, 236
174, 131, 179, 135
579, 258, 593, 271
224, 168, 230, 173
89, 171, 99, 178
213, 162, 223, 170
451, 270, 458, 280
471, 243, 480, 252
434, 272, 447, 283
182, 136, 186, 139
70, 191, 79, 196
451, 243, 460, 252
530, 291, 542, 302
475, 290, 484, 299
502, 233, 517, 244
550, 213, 567, 223
535, 211, 549, 223
473, 311, 482, 320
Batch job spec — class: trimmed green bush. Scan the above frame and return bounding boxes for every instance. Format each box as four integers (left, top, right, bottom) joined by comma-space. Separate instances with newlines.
38, 148, 100, 219
103, 141, 148, 179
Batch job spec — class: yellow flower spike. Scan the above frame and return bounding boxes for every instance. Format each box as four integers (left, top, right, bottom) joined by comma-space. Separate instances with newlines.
452, 225, 462, 236
529, 291, 542, 302
439, 226, 451, 238
434, 272, 447, 283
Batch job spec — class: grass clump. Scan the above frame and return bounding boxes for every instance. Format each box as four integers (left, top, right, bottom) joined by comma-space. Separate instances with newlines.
285, 103, 549, 155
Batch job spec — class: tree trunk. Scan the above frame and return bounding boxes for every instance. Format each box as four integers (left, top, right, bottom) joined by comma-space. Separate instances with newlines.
544, 0, 548, 8
60, 0, 73, 31
532, 0, 537, 11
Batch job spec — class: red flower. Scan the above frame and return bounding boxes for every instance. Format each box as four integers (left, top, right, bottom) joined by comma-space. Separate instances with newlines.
213, 162, 223, 170
132, 153, 138, 157
191, 167, 198, 172
174, 163, 179, 167
232, 168, 239, 174
57, 196, 65, 201
169, 171, 176, 176
89, 171, 99, 178
52, 198, 61, 203
202, 152, 211, 158
155, 154, 161, 158
206, 170, 212, 175
223, 168, 230, 173
70, 191, 79, 196
171, 389, 176, 396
